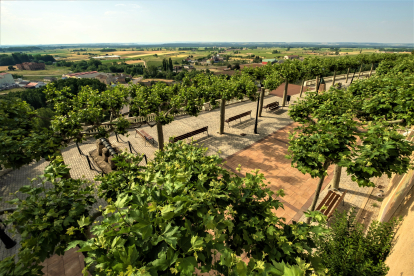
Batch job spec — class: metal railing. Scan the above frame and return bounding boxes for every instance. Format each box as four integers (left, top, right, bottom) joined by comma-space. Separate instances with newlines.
127, 141, 147, 165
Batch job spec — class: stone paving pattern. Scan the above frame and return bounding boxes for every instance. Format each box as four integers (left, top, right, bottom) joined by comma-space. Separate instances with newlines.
223, 122, 335, 224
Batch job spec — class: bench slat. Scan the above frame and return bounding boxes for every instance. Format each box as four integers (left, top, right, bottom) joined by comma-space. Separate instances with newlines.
171, 127, 208, 143
264, 102, 279, 109
225, 111, 252, 123
135, 129, 155, 145
327, 191, 347, 218
323, 193, 340, 216
316, 190, 347, 219
316, 190, 334, 212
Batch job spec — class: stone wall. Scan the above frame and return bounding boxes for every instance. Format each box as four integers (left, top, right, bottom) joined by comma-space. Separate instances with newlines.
381, 127, 414, 276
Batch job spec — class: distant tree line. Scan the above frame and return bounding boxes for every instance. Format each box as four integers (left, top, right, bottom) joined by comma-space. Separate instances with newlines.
177, 47, 197, 50
0, 46, 42, 52
0, 53, 55, 66
378, 48, 414, 52
100, 48, 117, 52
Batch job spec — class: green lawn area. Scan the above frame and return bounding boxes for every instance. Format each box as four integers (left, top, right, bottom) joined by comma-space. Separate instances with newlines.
11, 65, 69, 76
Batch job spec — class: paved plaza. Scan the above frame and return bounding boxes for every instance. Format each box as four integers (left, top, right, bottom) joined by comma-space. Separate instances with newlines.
0, 83, 381, 275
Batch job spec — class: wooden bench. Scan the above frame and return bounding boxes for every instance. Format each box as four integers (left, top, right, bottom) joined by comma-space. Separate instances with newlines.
169, 126, 209, 143
316, 190, 347, 219
135, 129, 155, 146
263, 102, 280, 112
224, 111, 252, 127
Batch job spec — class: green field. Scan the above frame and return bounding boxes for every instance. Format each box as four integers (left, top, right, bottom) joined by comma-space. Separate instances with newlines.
0, 46, 383, 80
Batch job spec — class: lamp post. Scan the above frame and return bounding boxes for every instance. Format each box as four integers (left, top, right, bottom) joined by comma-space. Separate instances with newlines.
254, 81, 262, 134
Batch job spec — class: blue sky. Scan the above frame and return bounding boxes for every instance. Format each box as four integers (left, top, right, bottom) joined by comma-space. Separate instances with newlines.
1, 0, 413, 45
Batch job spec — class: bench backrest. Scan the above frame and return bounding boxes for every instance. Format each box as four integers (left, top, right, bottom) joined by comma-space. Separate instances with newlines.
227, 110, 251, 122
136, 129, 151, 138
316, 190, 346, 218
264, 102, 279, 108
170, 126, 208, 143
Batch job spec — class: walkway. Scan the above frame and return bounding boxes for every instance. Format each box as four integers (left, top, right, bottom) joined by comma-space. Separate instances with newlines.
224, 122, 335, 223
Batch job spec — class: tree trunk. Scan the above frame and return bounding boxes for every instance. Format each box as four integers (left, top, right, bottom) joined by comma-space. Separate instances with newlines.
345, 68, 350, 83
156, 122, 164, 151
358, 64, 363, 79
299, 79, 305, 97
369, 63, 374, 77
258, 87, 265, 117
332, 70, 337, 87
305, 161, 329, 224
332, 165, 342, 190
219, 98, 226, 134
315, 76, 320, 94
282, 79, 288, 107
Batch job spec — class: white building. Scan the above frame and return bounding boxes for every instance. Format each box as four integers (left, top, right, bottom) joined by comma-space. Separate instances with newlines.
92, 55, 121, 59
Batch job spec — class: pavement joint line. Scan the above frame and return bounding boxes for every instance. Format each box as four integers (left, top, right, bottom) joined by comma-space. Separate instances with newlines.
355, 184, 376, 222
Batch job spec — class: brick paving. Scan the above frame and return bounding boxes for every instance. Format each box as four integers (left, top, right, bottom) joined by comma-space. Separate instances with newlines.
223, 122, 336, 224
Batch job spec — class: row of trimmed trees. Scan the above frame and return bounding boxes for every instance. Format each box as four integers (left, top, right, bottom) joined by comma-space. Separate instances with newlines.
287, 54, 414, 222
1, 53, 410, 169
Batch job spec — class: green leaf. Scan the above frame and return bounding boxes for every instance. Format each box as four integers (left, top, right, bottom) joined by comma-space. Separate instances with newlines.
236, 260, 247, 276
177, 256, 197, 274
77, 216, 90, 228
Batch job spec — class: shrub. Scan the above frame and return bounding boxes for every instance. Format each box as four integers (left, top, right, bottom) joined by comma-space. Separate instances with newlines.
79, 142, 328, 275
1, 157, 97, 275
313, 208, 401, 276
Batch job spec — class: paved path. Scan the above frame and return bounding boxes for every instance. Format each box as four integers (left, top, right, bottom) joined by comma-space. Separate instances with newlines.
224, 122, 335, 223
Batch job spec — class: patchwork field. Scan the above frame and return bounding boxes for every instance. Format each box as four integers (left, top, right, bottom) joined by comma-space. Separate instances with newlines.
125, 60, 145, 65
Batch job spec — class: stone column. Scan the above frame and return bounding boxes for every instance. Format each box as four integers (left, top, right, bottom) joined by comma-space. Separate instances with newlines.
96, 139, 104, 156
108, 156, 117, 170
102, 148, 109, 162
